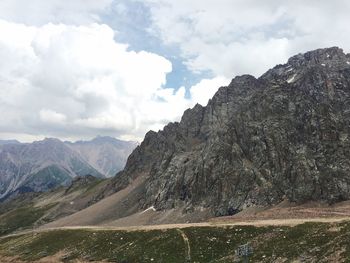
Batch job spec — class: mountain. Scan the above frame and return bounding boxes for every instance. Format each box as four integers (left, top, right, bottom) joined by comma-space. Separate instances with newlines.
0, 175, 109, 235
2, 47, 350, 262
0, 140, 20, 145
0, 137, 136, 199
96, 47, 350, 219
3, 47, 350, 228
66, 136, 137, 177
0, 138, 104, 199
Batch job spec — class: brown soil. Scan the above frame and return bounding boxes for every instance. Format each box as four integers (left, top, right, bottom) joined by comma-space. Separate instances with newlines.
41, 176, 146, 228
35, 198, 350, 234
211, 200, 350, 224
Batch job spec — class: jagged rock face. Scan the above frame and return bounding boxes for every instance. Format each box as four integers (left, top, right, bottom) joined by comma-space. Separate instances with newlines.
111, 47, 350, 216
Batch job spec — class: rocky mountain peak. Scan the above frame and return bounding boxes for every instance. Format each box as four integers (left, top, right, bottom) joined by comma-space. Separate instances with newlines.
229, 74, 258, 86
104, 47, 350, 218
287, 47, 347, 67
67, 136, 137, 177
261, 47, 350, 85
38, 138, 64, 146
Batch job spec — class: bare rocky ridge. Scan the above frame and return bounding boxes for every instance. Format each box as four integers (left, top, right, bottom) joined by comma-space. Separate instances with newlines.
103, 47, 350, 218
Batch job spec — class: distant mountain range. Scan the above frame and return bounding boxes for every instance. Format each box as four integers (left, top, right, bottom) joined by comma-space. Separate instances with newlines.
66, 136, 137, 177
0, 136, 137, 199
0, 140, 20, 145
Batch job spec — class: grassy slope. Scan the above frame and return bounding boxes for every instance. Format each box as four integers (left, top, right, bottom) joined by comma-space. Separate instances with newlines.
0, 221, 350, 262
0, 178, 108, 236
0, 204, 55, 236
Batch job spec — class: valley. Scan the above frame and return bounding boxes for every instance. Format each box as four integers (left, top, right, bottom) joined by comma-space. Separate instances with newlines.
1, 47, 350, 262
1, 0, 349, 260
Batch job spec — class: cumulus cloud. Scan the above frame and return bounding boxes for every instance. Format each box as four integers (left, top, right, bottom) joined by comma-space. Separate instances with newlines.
0, 20, 227, 141
5, 0, 349, 142
143, 0, 350, 77
190, 76, 230, 106
0, 0, 113, 25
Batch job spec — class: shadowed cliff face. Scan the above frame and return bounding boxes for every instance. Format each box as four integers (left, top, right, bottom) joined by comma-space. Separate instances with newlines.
107, 47, 350, 216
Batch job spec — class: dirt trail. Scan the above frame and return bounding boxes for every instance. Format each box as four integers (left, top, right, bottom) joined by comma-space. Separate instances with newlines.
213, 217, 350, 226
2, 216, 350, 241
177, 229, 191, 262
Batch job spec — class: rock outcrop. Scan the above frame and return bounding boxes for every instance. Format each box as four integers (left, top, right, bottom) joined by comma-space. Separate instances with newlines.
107, 47, 350, 216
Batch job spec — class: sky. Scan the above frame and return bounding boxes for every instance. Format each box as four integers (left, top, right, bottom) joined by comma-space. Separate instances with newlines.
0, 0, 350, 142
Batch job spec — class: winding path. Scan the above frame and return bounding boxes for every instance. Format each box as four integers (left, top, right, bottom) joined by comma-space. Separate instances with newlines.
177, 229, 191, 262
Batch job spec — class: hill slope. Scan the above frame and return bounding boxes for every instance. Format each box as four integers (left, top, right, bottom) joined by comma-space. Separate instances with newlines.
0, 175, 108, 235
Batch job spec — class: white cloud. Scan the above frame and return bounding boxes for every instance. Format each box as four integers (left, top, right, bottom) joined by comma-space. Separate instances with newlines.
190, 76, 230, 106
0, 20, 227, 141
40, 109, 67, 124
0, 0, 113, 25
143, 0, 350, 77
6, 0, 349, 142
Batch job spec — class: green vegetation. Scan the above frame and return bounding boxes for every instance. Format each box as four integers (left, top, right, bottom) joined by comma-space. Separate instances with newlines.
182, 225, 266, 262
0, 229, 185, 262
0, 175, 109, 238
0, 204, 54, 236
0, 221, 349, 262
79, 178, 107, 197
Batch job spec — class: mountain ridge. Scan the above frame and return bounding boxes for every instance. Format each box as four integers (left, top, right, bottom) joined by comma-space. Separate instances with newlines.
66, 136, 138, 177
0, 136, 136, 199
97, 46, 350, 218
